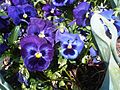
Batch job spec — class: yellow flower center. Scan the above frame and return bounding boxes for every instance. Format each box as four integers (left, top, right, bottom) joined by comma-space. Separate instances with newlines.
38, 32, 45, 38
67, 44, 72, 49
35, 52, 42, 58
23, 13, 28, 18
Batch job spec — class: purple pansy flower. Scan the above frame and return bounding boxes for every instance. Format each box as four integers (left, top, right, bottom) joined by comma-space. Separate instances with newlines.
52, 0, 75, 6
0, 43, 8, 56
59, 33, 84, 59
100, 10, 120, 36
73, 2, 91, 27
11, 0, 28, 5
42, 4, 62, 17
20, 35, 54, 71
7, 4, 37, 25
0, 0, 4, 4
27, 17, 55, 46
0, 16, 10, 33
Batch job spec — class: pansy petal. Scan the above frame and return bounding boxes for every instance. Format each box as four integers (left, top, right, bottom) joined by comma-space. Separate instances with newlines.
58, 33, 76, 42
52, 0, 68, 6
114, 20, 120, 31
67, 0, 75, 4
39, 44, 54, 61
23, 4, 37, 17
21, 43, 37, 59
60, 49, 78, 59
73, 2, 91, 27
27, 25, 40, 35
67, 49, 79, 59
24, 56, 38, 71
42, 4, 51, 11
63, 49, 75, 55
54, 9, 62, 16
7, 6, 21, 25
0, 17, 10, 33
72, 40, 84, 53
0, 43, 8, 56
73, 2, 90, 17
20, 35, 47, 48
36, 58, 50, 71
93, 58, 100, 64
44, 20, 55, 30
11, 0, 28, 5
100, 10, 114, 20
89, 47, 97, 57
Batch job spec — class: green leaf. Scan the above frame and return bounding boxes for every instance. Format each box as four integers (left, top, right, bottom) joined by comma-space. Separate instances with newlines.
0, 35, 3, 44
8, 26, 20, 45
73, 83, 81, 90
0, 10, 7, 16
34, 0, 46, 6
59, 80, 65, 87
0, 73, 13, 90
58, 56, 67, 68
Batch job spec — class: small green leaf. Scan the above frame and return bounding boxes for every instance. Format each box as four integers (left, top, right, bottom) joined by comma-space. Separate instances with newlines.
0, 35, 3, 44
59, 80, 65, 87
58, 56, 67, 68
34, 0, 46, 6
0, 10, 7, 16
8, 26, 20, 45
73, 83, 81, 90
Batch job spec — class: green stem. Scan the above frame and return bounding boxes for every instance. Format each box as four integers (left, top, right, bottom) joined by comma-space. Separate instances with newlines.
64, 69, 75, 82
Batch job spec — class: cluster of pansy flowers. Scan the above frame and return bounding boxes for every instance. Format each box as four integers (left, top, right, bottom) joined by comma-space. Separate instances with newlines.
4, 0, 86, 72
0, 0, 120, 86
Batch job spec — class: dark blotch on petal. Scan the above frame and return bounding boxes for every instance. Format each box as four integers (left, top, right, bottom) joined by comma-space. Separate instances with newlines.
27, 57, 38, 70
55, 0, 65, 3
38, 58, 46, 66
63, 49, 75, 55
0, 43, 9, 56
40, 50, 46, 56
30, 50, 36, 55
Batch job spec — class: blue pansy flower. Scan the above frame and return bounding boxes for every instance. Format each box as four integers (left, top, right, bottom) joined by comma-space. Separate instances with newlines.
73, 2, 91, 27
11, 0, 28, 5
27, 17, 55, 46
59, 33, 84, 59
89, 47, 100, 64
89, 47, 97, 57
55, 24, 69, 43
52, 0, 75, 6
100, 10, 120, 36
42, 4, 62, 17
20, 35, 54, 71
7, 4, 37, 25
